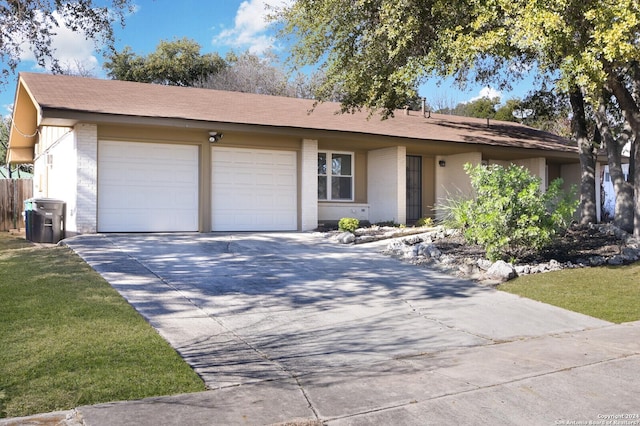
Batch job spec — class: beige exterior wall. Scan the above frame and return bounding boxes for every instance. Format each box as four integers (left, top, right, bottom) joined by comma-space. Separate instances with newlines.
367, 146, 406, 224
318, 203, 370, 222
434, 152, 482, 220
513, 157, 547, 191
422, 156, 436, 218
27, 119, 592, 234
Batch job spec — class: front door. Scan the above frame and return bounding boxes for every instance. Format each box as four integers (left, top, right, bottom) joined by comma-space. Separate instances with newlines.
406, 155, 422, 223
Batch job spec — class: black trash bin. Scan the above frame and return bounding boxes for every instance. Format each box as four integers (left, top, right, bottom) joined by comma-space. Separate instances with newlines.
25, 198, 66, 243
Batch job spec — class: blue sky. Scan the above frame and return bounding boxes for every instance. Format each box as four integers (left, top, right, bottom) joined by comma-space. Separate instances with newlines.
1, 0, 535, 115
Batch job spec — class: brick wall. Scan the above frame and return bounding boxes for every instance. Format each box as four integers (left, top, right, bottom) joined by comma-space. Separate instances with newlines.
75, 124, 98, 233
300, 139, 318, 231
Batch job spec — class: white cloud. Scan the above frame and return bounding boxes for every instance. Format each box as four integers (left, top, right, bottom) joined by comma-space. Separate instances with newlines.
19, 11, 100, 74
213, 0, 293, 54
468, 86, 502, 103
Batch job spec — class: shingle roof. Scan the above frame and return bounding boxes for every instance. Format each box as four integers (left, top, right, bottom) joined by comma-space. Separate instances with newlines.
19, 72, 576, 153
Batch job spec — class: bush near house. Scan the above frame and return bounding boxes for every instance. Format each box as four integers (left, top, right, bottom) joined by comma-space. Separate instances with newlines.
338, 217, 360, 233
441, 163, 578, 261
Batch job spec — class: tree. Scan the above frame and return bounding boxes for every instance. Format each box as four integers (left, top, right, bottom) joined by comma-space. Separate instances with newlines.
569, 86, 598, 224
493, 99, 521, 123
104, 38, 226, 86
276, 0, 640, 235
593, 90, 634, 232
502, 0, 640, 235
1, 0, 134, 87
519, 88, 572, 137
0, 116, 9, 165
196, 51, 291, 96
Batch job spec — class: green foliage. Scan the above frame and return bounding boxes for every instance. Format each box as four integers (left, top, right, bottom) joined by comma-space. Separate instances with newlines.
444, 163, 578, 261
338, 217, 360, 233
373, 220, 400, 227
415, 217, 434, 227
104, 38, 226, 86
0, 117, 8, 165
1, 0, 134, 88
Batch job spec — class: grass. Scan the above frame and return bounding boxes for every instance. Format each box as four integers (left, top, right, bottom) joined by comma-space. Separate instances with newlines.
499, 261, 640, 323
0, 233, 205, 418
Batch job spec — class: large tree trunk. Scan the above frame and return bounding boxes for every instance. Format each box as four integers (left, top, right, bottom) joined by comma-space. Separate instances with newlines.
593, 92, 634, 232
608, 71, 640, 237
569, 86, 598, 224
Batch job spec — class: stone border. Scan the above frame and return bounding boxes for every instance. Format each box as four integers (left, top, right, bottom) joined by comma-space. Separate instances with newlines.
329, 224, 640, 284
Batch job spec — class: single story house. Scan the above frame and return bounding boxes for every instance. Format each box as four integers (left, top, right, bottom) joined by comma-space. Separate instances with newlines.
6, 72, 603, 236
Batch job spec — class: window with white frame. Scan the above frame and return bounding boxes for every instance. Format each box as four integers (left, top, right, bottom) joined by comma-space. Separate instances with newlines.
318, 151, 353, 201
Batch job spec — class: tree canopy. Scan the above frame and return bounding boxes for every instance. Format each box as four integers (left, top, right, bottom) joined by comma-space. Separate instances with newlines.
276, 0, 640, 235
104, 38, 226, 86
0, 0, 134, 87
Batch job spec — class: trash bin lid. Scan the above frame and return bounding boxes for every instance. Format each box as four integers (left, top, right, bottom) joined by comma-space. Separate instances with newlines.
33, 198, 66, 212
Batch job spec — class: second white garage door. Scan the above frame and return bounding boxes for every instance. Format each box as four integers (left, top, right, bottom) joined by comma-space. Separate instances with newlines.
98, 141, 199, 232
211, 147, 297, 231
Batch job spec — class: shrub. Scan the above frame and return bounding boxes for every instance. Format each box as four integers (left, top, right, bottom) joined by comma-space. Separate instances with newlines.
442, 163, 578, 261
338, 217, 360, 233
415, 217, 434, 227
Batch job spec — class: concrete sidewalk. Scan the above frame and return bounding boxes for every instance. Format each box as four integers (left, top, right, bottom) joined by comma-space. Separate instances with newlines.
4, 323, 639, 425
2, 233, 638, 425
81, 323, 640, 425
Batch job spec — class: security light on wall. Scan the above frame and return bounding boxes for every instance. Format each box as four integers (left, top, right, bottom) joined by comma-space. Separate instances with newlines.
209, 131, 223, 143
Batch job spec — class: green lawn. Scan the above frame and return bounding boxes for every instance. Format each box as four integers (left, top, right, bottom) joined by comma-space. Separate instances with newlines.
499, 261, 640, 323
0, 233, 205, 418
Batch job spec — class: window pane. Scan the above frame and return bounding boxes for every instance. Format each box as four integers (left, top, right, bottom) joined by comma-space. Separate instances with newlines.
318, 176, 327, 200
318, 153, 327, 175
331, 154, 351, 176
332, 176, 352, 200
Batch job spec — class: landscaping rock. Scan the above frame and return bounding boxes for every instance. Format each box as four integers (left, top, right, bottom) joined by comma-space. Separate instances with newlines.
477, 258, 493, 271
485, 260, 517, 282
329, 222, 639, 284
417, 243, 441, 259
335, 232, 355, 244
607, 255, 625, 266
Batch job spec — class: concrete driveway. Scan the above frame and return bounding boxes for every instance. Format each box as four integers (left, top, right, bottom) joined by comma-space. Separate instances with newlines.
59, 232, 640, 425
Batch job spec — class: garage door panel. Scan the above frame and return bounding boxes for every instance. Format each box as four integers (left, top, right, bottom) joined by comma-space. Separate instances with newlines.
98, 141, 199, 232
212, 147, 297, 231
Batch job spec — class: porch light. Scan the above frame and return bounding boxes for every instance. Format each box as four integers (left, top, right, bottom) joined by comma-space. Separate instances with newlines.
209, 131, 223, 143
439, 160, 446, 167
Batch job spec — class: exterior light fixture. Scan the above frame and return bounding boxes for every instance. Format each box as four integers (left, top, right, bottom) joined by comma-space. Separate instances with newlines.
209, 131, 223, 143
439, 160, 446, 167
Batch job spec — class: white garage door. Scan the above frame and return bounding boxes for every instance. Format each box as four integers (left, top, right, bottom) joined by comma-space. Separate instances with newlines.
212, 147, 297, 231
98, 141, 199, 232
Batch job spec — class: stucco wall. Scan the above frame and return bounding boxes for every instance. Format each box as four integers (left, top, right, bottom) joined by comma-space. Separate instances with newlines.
367, 146, 406, 224
513, 157, 547, 191
434, 152, 482, 220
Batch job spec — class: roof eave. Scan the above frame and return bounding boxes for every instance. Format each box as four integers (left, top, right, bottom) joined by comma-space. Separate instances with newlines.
6, 76, 41, 164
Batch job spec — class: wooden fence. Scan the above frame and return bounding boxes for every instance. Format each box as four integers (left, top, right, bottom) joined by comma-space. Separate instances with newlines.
0, 179, 33, 231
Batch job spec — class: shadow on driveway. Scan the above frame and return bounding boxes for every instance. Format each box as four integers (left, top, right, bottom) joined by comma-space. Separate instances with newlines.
64, 232, 609, 389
